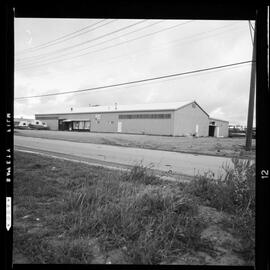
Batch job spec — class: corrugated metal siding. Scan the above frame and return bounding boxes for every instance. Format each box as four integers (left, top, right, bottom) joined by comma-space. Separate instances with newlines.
117, 111, 173, 135
173, 102, 209, 136
38, 105, 220, 137
91, 113, 118, 132
37, 111, 175, 135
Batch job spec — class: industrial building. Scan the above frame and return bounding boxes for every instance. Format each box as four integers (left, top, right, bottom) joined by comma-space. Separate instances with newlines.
35, 101, 229, 137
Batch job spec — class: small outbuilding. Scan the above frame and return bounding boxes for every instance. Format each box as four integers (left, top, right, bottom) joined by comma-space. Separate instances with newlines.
209, 118, 229, 137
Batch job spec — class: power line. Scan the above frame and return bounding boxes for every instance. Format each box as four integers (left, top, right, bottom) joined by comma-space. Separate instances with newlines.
80, 61, 252, 95
16, 20, 147, 64
16, 19, 110, 54
16, 22, 246, 78
106, 22, 244, 70
15, 60, 253, 100
16, 20, 191, 68
17, 20, 163, 66
249, 21, 255, 31
248, 21, 254, 45
31, 22, 245, 78
16, 20, 194, 70
17, 23, 246, 74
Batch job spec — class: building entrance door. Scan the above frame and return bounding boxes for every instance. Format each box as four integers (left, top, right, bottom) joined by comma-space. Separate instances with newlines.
195, 124, 199, 136
117, 121, 122, 132
209, 125, 215, 136
58, 119, 65, 130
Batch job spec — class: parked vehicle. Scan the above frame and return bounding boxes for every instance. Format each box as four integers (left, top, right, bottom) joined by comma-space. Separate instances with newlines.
15, 120, 30, 129
29, 120, 49, 130
229, 127, 256, 139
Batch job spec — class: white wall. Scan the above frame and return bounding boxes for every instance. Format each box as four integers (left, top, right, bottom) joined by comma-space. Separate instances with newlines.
212, 120, 229, 137
173, 102, 209, 136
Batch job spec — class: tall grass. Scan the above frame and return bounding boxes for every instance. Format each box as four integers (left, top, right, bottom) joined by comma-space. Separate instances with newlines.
185, 158, 255, 214
59, 165, 210, 264
14, 152, 254, 264
185, 158, 255, 263
121, 163, 163, 185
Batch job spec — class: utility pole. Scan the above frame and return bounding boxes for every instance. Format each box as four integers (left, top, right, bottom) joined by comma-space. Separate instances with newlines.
245, 20, 256, 151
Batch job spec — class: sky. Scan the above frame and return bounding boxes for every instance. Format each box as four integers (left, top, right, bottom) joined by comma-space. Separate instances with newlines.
14, 18, 256, 126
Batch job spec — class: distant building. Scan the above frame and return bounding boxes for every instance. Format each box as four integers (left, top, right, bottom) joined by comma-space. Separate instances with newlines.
14, 117, 48, 129
14, 117, 34, 128
229, 124, 246, 131
35, 101, 229, 137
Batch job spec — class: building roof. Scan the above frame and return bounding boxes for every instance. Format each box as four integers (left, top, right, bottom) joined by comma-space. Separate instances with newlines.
209, 117, 229, 123
62, 119, 90, 122
36, 101, 202, 115
14, 118, 34, 122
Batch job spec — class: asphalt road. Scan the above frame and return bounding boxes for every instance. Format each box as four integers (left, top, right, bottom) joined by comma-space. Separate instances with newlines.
14, 135, 234, 178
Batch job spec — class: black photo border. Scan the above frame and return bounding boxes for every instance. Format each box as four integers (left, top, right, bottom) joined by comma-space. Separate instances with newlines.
2, 1, 269, 270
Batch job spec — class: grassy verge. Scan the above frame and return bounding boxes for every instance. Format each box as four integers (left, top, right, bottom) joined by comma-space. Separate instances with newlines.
13, 151, 255, 265
13, 151, 209, 264
15, 129, 256, 159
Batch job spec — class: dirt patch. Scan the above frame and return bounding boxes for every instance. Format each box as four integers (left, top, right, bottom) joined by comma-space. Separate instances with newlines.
201, 225, 242, 251
169, 250, 245, 265
86, 238, 106, 264
196, 206, 245, 265
106, 248, 129, 264
197, 206, 230, 224
13, 249, 30, 264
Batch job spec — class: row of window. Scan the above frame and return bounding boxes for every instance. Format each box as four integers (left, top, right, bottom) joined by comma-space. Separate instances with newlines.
119, 114, 171, 119
73, 121, 90, 130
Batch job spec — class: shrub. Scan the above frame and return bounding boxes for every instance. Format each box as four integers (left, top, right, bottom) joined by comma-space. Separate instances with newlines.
122, 163, 163, 185
222, 158, 255, 213
185, 158, 255, 264
185, 158, 255, 214
184, 172, 233, 212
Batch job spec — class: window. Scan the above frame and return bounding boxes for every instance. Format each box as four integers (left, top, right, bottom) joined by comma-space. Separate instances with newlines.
84, 121, 90, 129
79, 121, 85, 129
119, 113, 171, 119
73, 121, 79, 129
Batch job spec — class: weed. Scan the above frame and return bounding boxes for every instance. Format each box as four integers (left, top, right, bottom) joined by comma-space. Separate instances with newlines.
184, 158, 255, 264
222, 158, 255, 213
122, 163, 163, 185
14, 233, 94, 263
185, 158, 255, 215
15, 152, 253, 264
61, 172, 208, 263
